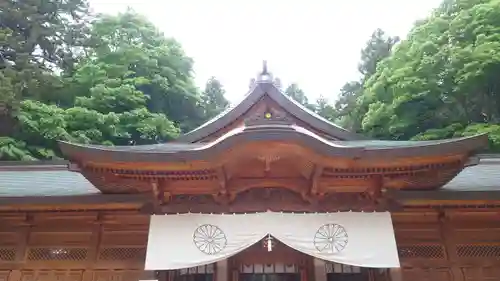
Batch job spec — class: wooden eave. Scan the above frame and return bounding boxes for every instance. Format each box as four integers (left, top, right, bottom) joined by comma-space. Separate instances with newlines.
176, 81, 365, 142
56, 127, 488, 199
58, 126, 488, 164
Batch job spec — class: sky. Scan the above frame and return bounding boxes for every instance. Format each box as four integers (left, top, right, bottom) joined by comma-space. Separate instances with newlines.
89, 0, 441, 103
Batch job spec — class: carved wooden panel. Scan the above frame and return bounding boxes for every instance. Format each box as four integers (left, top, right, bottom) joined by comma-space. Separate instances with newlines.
398, 244, 446, 259
456, 244, 500, 258
27, 248, 88, 261
98, 248, 145, 262
95, 229, 148, 269
0, 248, 15, 262
25, 229, 93, 269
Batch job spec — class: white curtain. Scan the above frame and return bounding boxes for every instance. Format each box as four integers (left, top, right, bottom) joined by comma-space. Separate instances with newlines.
145, 212, 399, 270
145, 213, 268, 270
268, 212, 399, 268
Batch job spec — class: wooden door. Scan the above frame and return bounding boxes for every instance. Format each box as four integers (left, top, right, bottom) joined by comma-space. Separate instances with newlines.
228, 238, 312, 281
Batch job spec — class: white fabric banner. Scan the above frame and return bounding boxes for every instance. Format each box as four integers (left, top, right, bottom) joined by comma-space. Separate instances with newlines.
146, 213, 269, 270
269, 212, 399, 268
145, 212, 399, 270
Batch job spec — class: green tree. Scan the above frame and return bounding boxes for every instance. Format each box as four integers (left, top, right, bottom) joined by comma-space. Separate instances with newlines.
334, 29, 399, 131
81, 10, 203, 132
201, 77, 229, 120
0, 0, 89, 103
1, 9, 206, 160
314, 95, 337, 122
0, 0, 90, 159
359, 0, 500, 149
285, 83, 315, 111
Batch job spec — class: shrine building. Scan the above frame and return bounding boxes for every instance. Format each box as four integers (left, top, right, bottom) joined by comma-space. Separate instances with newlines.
1, 65, 499, 281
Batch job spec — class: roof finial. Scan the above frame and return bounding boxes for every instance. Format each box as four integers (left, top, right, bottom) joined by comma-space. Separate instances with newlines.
257, 60, 273, 82
261, 60, 268, 75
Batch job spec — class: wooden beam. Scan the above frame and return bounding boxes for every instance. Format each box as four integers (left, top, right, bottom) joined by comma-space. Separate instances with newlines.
387, 190, 500, 201
0, 194, 149, 211
226, 177, 309, 195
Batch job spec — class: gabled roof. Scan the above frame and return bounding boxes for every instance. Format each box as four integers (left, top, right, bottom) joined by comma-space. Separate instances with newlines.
58, 126, 488, 163
177, 79, 365, 143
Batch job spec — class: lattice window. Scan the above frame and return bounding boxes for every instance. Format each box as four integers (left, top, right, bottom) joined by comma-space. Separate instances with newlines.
240, 263, 298, 274
27, 248, 87, 261
457, 244, 500, 258
98, 247, 146, 261
398, 244, 445, 259
0, 248, 15, 261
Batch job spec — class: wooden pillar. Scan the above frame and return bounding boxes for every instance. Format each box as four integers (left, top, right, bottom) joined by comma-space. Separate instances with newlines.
216, 260, 229, 281
389, 268, 402, 281
312, 259, 326, 281
439, 212, 464, 281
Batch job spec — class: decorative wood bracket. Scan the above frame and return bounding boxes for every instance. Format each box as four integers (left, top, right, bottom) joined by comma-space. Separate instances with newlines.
310, 165, 323, 196
257, 154, 281, 174
213, 167, 230, 205
150, 180, 161, 213
150, 179, 169, 213
368, 175, 383, 203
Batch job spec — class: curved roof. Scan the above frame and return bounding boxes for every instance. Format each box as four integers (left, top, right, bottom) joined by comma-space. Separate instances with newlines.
58, 124, 488, 163
177, 81, 365, 142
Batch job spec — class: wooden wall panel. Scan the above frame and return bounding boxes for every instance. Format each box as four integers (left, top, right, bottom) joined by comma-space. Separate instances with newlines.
0, 212, 149, 281
393, 210, 500, 281
90, 270, 143, 281
402, 267, 453, 281
20, 270, 83, 281
461, 267, 500, 280
2, 209, 500, 281
0, 271, 10, 281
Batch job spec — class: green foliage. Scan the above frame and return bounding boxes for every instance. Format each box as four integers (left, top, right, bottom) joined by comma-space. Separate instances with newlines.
83, 10, 203, 132
285, 83, 316, 111
0, 7, 206, 160
200, 77, 229, 120
0, 137, 36, 161
356, 0, 500, 150
314, 96, 337, 122
0, 0, 90, 105
334, 29, 400, 131
3, 0, 500, 161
